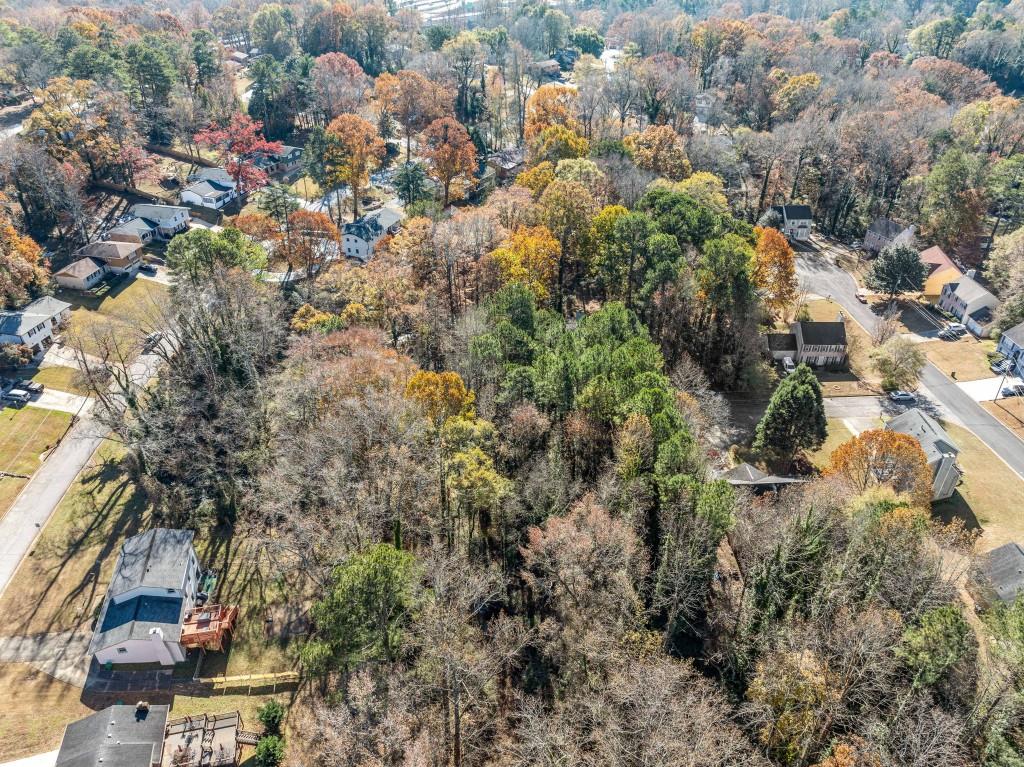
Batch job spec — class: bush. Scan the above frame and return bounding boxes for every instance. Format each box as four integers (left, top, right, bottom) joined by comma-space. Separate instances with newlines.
0, 343, 33, 369
257, 699, 285, 735
254, 735, 285, 767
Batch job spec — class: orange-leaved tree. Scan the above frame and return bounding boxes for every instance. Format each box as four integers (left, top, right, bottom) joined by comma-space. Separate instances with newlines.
827, 429, 933, 509
489, 225, 561, 302
405, 370, 475, 427
524, 83, 580, 139
374, 71, 452, 162
421, 117, 477, 208
325, 114, 386, 221
623, 125, 691, 181
285, 209, 340, 288
753, 226, 798, 318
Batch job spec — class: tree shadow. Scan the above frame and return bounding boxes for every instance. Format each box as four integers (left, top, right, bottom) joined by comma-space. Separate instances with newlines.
933, 490, 982, 534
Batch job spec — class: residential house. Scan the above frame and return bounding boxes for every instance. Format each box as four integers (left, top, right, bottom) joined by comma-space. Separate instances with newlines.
864, 217, 916, 254
108, 205, 190, 244
765, 331, 797, 361
919, 245, 962, 300
189, 167, 238, 189
771, 205, 814, 240
251, 145, 303, 176
90, 529, 202, 666
107, 216, 159, 244
720, 463, 805, 494
530, 59, 561, 79
57, 704, 169, 767
342, 207, 403, 263
74, 240, 144, 276
791, 320, 847, 367
971, 542, 1024, 607
885, 408, 961, 501
487, 148, 526, 180
181, 178, 239, 210
53, 257, 106, 291
997, 321, 1024, 379
0, 296, 72, 353
937, 270, 999, 337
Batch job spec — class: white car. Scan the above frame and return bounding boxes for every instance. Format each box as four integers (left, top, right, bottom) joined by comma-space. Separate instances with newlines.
888, 390, 916, 403
782, 356, 796, 375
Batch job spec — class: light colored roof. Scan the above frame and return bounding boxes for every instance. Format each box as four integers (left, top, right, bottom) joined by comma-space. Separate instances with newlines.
868, 217, 909, 239
183, 179, 234, 197
109, 217, 156, 236
1002, 321, 1024, 348
191, 167, 236, 186
129, 204, 188, 223
55, 257, 105, 280
885, 408, 958, 464
946, 274, 996, 305
721, 462, 805, 486
74, 240, 143, 261
977, 543, 1024, 603
0, 295, 72, 337
108, 528, 195, 597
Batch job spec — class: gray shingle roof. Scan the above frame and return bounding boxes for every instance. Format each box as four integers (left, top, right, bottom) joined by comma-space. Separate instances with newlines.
796, 321, 846, 346
184, 179, 234, 197
977, 542, 1024, 603
55, 257, 105, 280
0, 296, 72, 337
946, 275, 996, 305
57, 705, 169, 767
1002, 321, 1024, 348
108, 529, 195, 598
885, 408, 959, 465
128, 204, 188, 224
93, 594, 186, 649
721, 462, 805, 486
868, 217, 907, 239
773, 204, 813, 220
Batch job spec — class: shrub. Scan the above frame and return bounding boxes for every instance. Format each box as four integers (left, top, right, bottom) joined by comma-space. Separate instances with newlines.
257, 699, 285, 735
0, 343, 32, 369
254, 735, 285, 767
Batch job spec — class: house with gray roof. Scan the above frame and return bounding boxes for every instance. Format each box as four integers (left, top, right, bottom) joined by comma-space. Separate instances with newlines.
90, 529, 202, 666
771, 204, 813, 240
885, 408, 961, 501
864, 217, 916, 254
998, 321, 1024, 379
108, 205, 190, 244
720, 463, 805, 494
342, 207, 403, 263
0, 295, 72, 353
938, 270, 999, 337
57, 704, 169, 767
181, 178, 239, 210
792, 320, 847, 367
971, 542, 1024, 608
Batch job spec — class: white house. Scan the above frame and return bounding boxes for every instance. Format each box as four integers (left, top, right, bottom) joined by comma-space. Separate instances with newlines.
90, 529, 202, 667
771, 205, 813, 241
73, 240, 143, 276
997, 321, 1024, 379
937, 270, 999, 337
0, 296, 72, 353
250, 145, 303, 176
53, 257, 106, 291
342, 207, 403, 263
886, 408, 961, 501
108, 205, 190, 244
181, 178, 239, 210
791, 320, 847, 367
864, 217, 916, 254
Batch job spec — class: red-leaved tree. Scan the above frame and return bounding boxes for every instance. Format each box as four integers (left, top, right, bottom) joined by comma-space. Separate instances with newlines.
194, 113, 283, 192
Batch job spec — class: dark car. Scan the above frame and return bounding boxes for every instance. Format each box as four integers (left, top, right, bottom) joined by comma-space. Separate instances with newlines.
139, 262, 158, 274
1002, 384, 1024, 397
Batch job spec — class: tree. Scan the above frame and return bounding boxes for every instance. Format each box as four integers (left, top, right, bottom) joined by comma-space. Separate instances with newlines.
257, 700, 285, 735
441, 32, 484, 122
489, 226, 560, 302
324, 114, 386, 221
310, 52, 368, 123
421, 117, 477, 208
254, 735, 284, 767
374, 70, 451, 161
538, 179, 597, 312
753, 227, 797, 318
0, 219, 48, 309
524, 84, 579, 140
194, 113, 283, 191
405, 370, 474, 427
394, 162, 429, 206
828, 429, 933, 508
922, 148, 986, 252
302, 543, 417, 672
897, 605, 972, 688
752, 364, 827, 459
571, 26, 604, 57
284, 210, 339, 289
529, 125, 589, 165
866, 244, 926, 297
624, 125, 691, 181
165, 227, 267, 286
873, 336, 926, 391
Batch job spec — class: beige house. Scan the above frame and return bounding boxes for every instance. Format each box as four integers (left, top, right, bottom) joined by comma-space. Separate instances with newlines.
73, 240, 143, 276
54, 257, 106, 290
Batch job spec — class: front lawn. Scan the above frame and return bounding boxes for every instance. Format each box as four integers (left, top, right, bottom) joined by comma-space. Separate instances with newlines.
806, 418, 855, 470
58, 276, 169, 357
921, 337, 997, 382
21, 365, 91, 396
982, 398, 1024, 440
0, 405, 73, 520
289, 175, 322, 201
0, 662, 94, 760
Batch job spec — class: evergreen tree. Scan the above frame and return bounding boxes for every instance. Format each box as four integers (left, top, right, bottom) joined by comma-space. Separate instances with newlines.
752, 364, 827, 458
866, 244, 927, 297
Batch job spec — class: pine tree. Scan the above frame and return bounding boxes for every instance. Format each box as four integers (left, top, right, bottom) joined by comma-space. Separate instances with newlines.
752, 364, 827, 458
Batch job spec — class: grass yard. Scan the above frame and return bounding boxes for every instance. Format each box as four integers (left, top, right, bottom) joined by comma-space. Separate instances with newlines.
806, 418, 855, 470
933, 423, 1024, 552
0, 405, 73, 520
921, 337, 997, 382
800, 299, 883, 395
22, 365, 91, 396
0, 443, 151, 637
289, 175, 322, 201
0, 662, 94, 760
58, 276, 169, 357
983, 398, 1024, 440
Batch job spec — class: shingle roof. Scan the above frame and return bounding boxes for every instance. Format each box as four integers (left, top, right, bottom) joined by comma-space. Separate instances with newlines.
885, 408, 958, 465
184, 179, 234, 197
946, 275, 996, 305
191, 167, 236, 186
108, 529, 195, 598
0, 296, 72, 337
93, 594, 186, 649
56, 705, 169, 767
74, 241, 143, 262
868, 217, 907, 239
977, 542, 1024, 603
774, 204, 813, 220
721, 462, 805, 486
55, 257, 105, 280
919, 245, 958, 277
128, 204, 188, 224
796, 321, 846, 346
109, 217, 157, 236
1002, 321, 1024, 348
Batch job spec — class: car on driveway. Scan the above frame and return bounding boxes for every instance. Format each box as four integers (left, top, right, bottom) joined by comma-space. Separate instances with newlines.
855, 290, 869, 303
782, 356, 796, 375
4, 389, 31, 404
139, 262, 157, 274
888, 390, 917, 403
992, 359, 1015, 374
1002, 384, 1024, 397
16, 379, 43, 395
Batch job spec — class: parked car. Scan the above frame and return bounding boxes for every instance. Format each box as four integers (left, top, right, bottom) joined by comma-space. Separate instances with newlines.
855, 290, 869, 304
782, 356, 796, 375
888, 390, 917, 403
1001, 384, 1024, 397
992, 359, 1014, 374
947, 323, 967, 334
16, 380, 43, 395
5, 389, 31, 404
939, 329, 956, 340
139, 262, 157, 274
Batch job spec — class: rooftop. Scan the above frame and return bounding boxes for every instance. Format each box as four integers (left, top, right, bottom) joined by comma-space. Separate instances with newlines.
96, 594, 186, 646
976, 542, 1024, 603
868, 217, 910, 239
885, 408, 959, 465
57, 705, 169, 767
183, 179, 234, 197
920, 245, 959, 277
773, 204, 813, 220
795, 321, 847, 346
721, 463, 805, 487
1002, 320, 1024, 348
946, 274, 997, 305
74, 240, 143, 262
0, 296, 72, 337
109, 528, 196, 598
129, 204, 189, 222
55, 257, 105, 280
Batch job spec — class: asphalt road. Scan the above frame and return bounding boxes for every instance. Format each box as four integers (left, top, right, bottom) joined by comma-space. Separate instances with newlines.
795, 239, 1024, 480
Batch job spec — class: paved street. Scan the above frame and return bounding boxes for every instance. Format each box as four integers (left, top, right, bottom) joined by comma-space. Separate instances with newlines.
796, 239, 1024, 479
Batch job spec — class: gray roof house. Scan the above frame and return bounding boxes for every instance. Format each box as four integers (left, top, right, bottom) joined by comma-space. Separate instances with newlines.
864, 217, 916, 254
720, 463, 805, 493
971, 542, 1024, 608
997, 321, 1024, 378
90, 529, 202, 667
56, 704, 169, 767
792, 320, 847, 367
0, 295, 72, 353
341, 207, 403, 263
771, 205, 813, 240
885, 408, 961, 501
938, 270, 999, 337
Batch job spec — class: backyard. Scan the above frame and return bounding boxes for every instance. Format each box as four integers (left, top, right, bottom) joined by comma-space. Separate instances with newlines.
0, 662, 94, 760
0, 405, 73, 520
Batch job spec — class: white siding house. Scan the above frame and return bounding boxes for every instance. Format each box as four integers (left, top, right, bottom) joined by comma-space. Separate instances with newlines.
342, 208, 403, 263
791, 320, 847, 367
0, 296, 72, 353
73, 240, 143, 276
938, 271, 999, 337
771, 205, 813, 241
54, 257, 106, 291
864, 218, 915, 254
180, 178, 239, 210
998, 321, 1024, 378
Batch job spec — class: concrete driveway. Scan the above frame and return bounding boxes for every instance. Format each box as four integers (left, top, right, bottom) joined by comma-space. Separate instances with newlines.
957, 376, 1024, 403
0, 751, 58, 767
29, 390, 93, 416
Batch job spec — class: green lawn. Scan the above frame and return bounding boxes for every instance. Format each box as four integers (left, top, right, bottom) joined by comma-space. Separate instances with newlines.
58, 276, 169, 356
807, 418, 855, 471
21, 366, 90, 396
0, 405, 73, 519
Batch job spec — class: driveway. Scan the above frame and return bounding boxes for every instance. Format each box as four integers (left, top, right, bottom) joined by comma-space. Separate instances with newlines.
796, 242, 1024, 479
29, 390, 93, 416
957, 376, 1024, 403
0, 629, 92, 687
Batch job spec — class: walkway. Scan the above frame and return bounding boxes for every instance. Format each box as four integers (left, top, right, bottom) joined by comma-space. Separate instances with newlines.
0, 629, 92, 687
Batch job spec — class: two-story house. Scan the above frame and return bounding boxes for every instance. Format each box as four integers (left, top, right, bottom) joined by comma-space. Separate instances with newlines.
791, 320, 847, 367
937, 270, 999, 337
73, 240, 143, 276
180, 178, 239, 210
89, 529, 202, 666
251, 145, 303, 176
885, 408, 961, 501
997, 321, 1024, 379
864, 218, 916, 254
342, 207, 403, 263
108, 205, 190, 244
771, 205, 814, 241
0, 296, 72, 353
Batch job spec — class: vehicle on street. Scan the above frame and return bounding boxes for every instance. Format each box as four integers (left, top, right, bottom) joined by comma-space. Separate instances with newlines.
1001, 384, 1024, 397
888, 390, 917, 403
947, 323, 967, 334
782, 356, 796, 374
855, 290, 869, 303
4, 389, 31, 404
